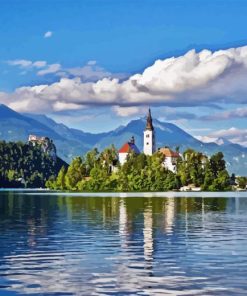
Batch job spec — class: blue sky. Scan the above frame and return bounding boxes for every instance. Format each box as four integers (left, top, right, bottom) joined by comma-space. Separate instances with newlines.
0, 0, 247, 146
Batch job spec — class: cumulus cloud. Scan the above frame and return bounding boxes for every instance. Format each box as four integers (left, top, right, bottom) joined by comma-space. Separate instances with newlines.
44, 31, 53, 38
197, 127, 247, 147
2, 45, 247, 113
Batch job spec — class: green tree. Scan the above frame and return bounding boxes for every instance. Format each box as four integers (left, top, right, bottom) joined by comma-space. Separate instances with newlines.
210, 152, 226, 178
0, 141, 67, 188
237, 176, 247, 189
209, 170, 230, 191
56, 166, 67, 190
202, 161, 214, 190
85, 148, 99, 175
65, 157, 86, 190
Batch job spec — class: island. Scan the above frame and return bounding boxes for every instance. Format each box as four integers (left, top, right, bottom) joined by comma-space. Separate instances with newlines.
0, 109, 246, 192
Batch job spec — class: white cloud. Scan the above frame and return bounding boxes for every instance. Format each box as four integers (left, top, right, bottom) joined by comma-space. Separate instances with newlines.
186, 128, 212, 132
87, 60, 97, 66
67, 64, 112, 81
37, 63, 61, 76
112, 106, 147, 117
195, 135, 219, 144
7, 58, 118, 80
44, 31, 53, 38
197, 127, 247, 147
7, 59, 32, 68
7, 59, 62, 77
2, 45, 247, 114
7, 59, 47, 69
33, 61, 47, 68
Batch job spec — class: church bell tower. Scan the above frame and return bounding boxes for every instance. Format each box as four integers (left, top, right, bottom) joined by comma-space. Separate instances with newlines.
144, 108, 156, 155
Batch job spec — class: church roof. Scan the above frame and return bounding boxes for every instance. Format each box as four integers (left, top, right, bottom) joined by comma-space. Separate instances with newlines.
145, 108, 154, 131
118, 142, 140, 154
159, 147, 180, 158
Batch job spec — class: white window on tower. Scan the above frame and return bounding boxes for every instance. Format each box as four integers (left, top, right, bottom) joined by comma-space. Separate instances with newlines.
146, 134, 150, 138
146, 142, 149, 145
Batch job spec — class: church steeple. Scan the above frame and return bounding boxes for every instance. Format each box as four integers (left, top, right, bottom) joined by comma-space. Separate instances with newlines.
143, 108, 156, 155
145, 108, 154, 131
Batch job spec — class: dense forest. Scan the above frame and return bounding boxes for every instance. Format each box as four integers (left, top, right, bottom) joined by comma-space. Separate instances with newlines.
46, 146, 236, 192
0, 141, 67, 188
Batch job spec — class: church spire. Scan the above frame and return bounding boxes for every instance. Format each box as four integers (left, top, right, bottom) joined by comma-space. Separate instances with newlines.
145, 108, 154, 131
143, 108, 156, 156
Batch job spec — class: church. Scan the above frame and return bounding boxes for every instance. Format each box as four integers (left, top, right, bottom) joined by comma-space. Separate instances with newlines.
118, 109, 180, 172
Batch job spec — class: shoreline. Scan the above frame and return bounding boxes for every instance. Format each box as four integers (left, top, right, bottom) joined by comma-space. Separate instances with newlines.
1, 189, 246, 198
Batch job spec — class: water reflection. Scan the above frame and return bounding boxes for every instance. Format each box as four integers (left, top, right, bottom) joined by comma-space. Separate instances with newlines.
0, 192, 247, 295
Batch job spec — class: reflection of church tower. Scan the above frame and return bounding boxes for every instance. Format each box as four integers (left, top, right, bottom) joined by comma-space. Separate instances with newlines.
143, 203, 154, 263
163, 198, 175, 233
119, 198, 129, 244
143, 108, 156, 155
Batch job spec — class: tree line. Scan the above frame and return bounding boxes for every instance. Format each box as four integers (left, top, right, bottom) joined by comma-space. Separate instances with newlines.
46, 146, 234, 192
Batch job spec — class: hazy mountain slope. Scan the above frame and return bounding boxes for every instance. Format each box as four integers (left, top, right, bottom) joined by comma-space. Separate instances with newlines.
0, 105, 90, 161
24, 113, 107, 146
25, 113, 247, 175
0, 104, 63, 141
0, 104, 246, 174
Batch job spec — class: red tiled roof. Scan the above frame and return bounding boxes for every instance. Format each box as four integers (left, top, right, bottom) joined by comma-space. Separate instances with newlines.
118, 142, 140, 154
159, 147, 179, 157
118, 143, 130, 153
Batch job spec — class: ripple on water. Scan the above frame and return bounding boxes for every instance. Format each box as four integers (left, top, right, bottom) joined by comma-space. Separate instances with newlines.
1, 193, 247, 295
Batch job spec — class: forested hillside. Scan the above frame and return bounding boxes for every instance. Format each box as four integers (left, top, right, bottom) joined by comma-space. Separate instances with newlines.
0, 141, 67, 188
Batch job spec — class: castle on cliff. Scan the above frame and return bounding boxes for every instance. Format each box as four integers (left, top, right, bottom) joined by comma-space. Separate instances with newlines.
28, 135, 57, 161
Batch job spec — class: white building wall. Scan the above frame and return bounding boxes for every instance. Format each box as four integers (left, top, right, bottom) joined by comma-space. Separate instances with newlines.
163, 157, 177, 173
119, 153, 128, 165
143, 130, 155, 156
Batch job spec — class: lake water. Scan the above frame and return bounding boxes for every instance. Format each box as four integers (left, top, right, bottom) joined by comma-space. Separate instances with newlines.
1, 190, 247, 295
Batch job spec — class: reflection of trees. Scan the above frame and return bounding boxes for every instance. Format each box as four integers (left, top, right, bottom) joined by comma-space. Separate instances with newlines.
1, 191, 246, 295
0, 193, 230, 247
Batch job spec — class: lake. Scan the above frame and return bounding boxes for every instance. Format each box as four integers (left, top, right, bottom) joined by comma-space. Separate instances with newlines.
0, 190, 247, 295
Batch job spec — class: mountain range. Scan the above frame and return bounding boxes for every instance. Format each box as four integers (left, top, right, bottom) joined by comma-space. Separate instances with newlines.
0, 104, 246, 175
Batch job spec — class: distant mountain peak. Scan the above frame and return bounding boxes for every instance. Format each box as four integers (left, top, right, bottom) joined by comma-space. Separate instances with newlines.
0, 105, 246, 175
215, 137, 233, 146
